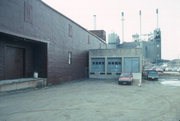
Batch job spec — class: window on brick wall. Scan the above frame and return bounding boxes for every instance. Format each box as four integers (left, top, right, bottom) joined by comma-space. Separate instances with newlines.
88, 35, 90, 44
68, 24, 73, 37
99, 43, 102, 49
68, 51, 72, 64
24, 1, 33, 24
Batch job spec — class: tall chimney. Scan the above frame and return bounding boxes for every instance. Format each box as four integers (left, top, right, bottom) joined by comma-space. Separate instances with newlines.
156, 9, 159, 29
121, 12, 124, 43
93, 15, 96, 30
139, 10, 142, 41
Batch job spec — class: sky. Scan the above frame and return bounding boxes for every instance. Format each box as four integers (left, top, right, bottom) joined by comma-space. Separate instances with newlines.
43, 0, 180, 60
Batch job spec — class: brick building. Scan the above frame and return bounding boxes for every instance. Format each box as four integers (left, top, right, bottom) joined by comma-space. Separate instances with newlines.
0, 0, 107, 84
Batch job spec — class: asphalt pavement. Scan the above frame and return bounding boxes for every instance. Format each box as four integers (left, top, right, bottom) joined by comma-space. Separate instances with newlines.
0, 76, 180, 121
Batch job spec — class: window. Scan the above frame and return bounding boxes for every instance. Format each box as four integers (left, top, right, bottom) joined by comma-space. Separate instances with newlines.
99, 43, 102, 49
24, 1, 33, 24
68, 51, 72, 64
88, 35, 90, 44
68, 24, 73, 37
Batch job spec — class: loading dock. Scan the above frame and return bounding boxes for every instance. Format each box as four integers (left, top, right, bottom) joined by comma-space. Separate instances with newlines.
0, 32, 47, 81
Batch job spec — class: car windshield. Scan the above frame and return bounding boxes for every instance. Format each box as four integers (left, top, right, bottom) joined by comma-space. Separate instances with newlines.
149, 71, 158, 74
120, 73, 131, 77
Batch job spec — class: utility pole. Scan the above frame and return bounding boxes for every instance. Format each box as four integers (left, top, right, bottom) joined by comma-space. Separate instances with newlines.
121, 12, 124, 43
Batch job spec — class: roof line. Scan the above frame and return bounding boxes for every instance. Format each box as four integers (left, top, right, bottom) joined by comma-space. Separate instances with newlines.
40, 0, 107, 44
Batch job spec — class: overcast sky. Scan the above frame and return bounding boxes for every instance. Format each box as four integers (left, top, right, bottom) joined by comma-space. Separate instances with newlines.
43, 0, 180, 60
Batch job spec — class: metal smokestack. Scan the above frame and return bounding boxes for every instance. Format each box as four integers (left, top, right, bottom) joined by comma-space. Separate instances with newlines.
156, 9, 159, 28
121, 12, 124, 43
93, 15, 96, 30
139, 10, 142, 41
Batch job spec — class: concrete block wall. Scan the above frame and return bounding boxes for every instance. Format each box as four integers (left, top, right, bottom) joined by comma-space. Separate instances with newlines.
89, 48, 142, 80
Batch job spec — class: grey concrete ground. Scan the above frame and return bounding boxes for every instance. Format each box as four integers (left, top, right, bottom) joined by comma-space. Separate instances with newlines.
0, 77, 180, 121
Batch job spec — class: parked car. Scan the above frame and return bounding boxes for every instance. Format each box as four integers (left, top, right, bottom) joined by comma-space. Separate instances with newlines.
165, 67, 172, 71
172, 67, 178, 72
118, 72, 133, 85
177, 68, 180, 72
143, 70, 158, 80
155, 68, 163, 73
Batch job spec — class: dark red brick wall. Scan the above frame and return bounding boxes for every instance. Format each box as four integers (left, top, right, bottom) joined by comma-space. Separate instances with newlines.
0, 0, 107, 84
0, 39, 5, 80
89, 30, 106, 42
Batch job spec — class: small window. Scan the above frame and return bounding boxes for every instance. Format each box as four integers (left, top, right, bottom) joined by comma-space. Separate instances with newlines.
92, 62, 95, 65
96, 62, 98, 65
112, 62, 114, 65
68, 24, 73, 37
118, 62, 121, 65
68, 51, 72, 64
99, 43, 101, 48
99, 62, 101, 64
102, 62, 105, 65
24, 1, 33, 24
88, 35, 90, 44
90, 72, 95, 74
115, 62, 118, 65
108, 62, 111, 64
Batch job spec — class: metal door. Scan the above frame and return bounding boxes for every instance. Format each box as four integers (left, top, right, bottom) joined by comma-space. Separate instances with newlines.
107, 58, 122, 73
91, 58, 105, 72
5, 46, 25, 79
124, 57, 140, 73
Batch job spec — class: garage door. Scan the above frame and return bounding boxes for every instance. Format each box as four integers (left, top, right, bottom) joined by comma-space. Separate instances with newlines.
124, 57, 140, 73
5, 46, 25, 79
91, 58, 105, 73
107, 58, 122, 73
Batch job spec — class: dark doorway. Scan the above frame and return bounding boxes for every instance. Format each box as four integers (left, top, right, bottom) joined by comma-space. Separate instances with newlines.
5, 46, 25, 79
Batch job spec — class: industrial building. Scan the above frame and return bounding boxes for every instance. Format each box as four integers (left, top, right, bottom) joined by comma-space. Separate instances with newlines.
0, 0, 107, 85
89, 48, 142, 80
120, 29, 161, 63
110, 9, 162, 64
110, 28, 161, 64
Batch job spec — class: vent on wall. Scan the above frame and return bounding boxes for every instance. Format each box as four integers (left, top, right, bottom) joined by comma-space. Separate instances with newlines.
24, 1, 33, 24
